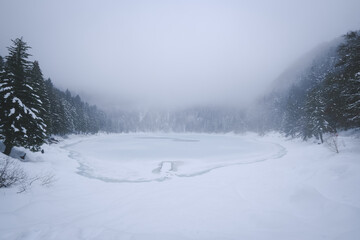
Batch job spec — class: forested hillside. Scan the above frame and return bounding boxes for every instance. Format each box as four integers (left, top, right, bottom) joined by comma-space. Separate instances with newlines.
257, 30, 360, 141
0, 38, 110, 155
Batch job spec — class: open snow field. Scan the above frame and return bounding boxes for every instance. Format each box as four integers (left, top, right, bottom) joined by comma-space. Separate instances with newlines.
1, 133, 360, 240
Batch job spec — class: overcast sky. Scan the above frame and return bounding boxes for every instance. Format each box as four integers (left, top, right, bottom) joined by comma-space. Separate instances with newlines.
1, 0, 359, 110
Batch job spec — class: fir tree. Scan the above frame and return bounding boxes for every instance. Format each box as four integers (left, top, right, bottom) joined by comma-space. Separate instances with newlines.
282, 86, 304, 138
0, 38, 45, 155
322, 73, 347, 131
336, 31, 360, 127
0, 56, 4, 71
303, 86, 331, 143
27, 61, 48, 149
45, 79, 68, 135
0, 55, 6, 140
321, 31, 360, 130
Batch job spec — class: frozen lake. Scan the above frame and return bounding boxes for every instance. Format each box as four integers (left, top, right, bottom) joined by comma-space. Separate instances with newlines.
64, 134, 286, 182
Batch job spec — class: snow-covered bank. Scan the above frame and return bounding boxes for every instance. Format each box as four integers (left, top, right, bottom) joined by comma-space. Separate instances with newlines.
0, 133, 359, 240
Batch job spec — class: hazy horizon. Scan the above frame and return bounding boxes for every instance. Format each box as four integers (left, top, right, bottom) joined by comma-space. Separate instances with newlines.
1, 0, 360, 111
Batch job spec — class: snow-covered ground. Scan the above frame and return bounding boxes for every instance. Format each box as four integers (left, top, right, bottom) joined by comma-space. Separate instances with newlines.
0, 133, 360, 240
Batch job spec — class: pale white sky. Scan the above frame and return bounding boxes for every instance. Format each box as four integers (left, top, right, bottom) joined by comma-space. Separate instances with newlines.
1, 0, 359, 110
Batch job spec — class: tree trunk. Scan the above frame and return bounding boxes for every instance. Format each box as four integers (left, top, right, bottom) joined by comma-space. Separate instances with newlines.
3, 144, 13, 156
319, 132, 324, 144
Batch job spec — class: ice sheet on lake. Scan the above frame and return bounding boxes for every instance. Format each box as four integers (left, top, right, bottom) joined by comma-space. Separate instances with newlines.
63, 134, 287, 183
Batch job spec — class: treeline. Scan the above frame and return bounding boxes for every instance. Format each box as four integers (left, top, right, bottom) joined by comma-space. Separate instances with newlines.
259, 30, 360, 142
44, 83, 109, 135
108, 107, 247, 133
0, 38, 109, 155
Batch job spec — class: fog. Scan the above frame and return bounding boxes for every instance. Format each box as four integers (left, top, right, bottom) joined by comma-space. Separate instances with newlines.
1, 0, 359, 110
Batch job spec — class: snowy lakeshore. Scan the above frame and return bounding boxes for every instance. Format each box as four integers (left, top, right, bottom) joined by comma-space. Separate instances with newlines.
1, 133, 360, 240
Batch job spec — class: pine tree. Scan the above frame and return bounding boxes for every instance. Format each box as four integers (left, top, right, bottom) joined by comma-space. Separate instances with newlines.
337, 31, 360, 127
321, 31, 360, 130
27, 61, 48, 150
322, 73, 347, 131
45, 79, 68, 135
73, 94, 86, 133
0, 55, 6, 139
281, 86, 304, 138
0, 56, 4, 71
44, 78, 55, 135
303, 86, 331, 143
0, 38, 45, 155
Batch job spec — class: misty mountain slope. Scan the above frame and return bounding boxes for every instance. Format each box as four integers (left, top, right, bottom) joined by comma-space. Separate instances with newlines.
248, 39, 341, 133
269, 37, 342, 94
1, 133, 360, 240
254, 30, 360, 139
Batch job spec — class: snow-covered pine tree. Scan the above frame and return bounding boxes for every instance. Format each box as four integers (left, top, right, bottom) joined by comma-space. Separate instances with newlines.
281, 86, 304, 138
0, 55, 5, 138
87, 105, 103, 134
303, 86, 331, 143
72, 94, 87, 133
44, 78, 62, 135
336, 31, 360, 128
0, 38, 45, 155
61, 90, 77, 133
322, 73, 347, 131
0, 56, 4, 71
45, 80, 69, 135
27, 61, 49, 149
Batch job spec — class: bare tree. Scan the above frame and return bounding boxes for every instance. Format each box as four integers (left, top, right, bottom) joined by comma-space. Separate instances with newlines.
325, 133, 339, 153
0, 158, 27, 188
1, 157, 56, 193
